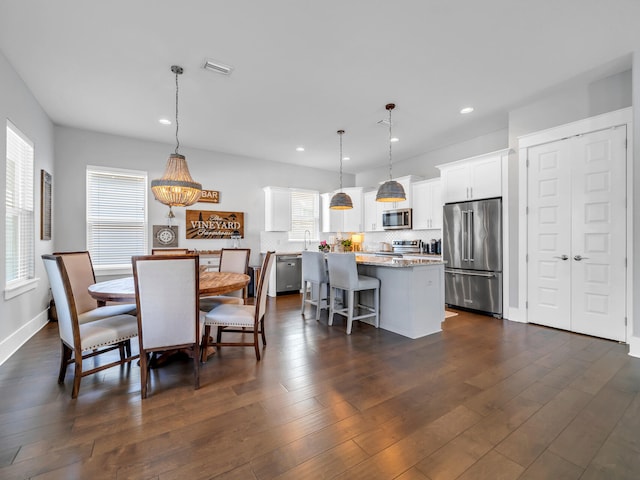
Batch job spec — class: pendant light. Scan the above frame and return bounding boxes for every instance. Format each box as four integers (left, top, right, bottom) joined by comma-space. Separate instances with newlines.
329, 129, 353, 210
376, 103, 406, 202
151, 65, 202, 214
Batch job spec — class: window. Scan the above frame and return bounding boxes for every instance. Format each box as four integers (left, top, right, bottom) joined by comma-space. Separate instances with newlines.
87, 166, 148, 271
289, 189, 319, 241
5, 121, 35, 289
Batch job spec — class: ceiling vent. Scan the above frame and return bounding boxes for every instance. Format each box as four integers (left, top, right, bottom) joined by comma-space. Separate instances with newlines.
203, 59, 233, 75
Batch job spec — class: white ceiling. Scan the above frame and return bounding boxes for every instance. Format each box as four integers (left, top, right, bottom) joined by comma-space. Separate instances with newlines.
0, 1, 638, 174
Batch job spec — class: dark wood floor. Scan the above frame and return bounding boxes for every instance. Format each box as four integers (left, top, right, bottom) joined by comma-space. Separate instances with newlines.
1, 295, 639, 479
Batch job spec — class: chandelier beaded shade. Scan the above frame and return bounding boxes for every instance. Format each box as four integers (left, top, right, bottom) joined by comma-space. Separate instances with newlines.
151, 65, 202, 209
376, 103, 406, 202
330, 129, 353, 210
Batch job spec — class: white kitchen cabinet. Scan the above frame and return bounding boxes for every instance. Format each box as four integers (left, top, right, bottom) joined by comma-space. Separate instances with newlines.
412, 178, 442, 230
263, 186, 291, 231
437, 149, 508, 204
321, 187, 363, 233
363, 190, 385, 232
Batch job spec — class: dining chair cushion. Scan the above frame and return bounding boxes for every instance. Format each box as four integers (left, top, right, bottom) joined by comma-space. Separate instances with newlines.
355, 275, 380, 291
205, 304, 256, 328
79, 314, 139, 351
200, 296, 244, 312
77, 304, 137, 324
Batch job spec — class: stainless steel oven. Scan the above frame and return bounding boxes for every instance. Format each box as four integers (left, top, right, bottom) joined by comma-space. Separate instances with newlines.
382, 208, 412, 230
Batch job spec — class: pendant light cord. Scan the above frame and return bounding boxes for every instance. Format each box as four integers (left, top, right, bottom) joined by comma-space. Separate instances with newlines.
174, 70, 180, 154
338, 130, 344, 191
388, 106, 393, 180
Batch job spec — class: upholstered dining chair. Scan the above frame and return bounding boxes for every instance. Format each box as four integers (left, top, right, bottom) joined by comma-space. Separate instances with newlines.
300, 251, 329, 320
132, 254, 204, 399
202, 251, 275, 361
52, 251, 136, 324
42, 254, 139, 399
326, 253, 380, 335
199, 248, 251, 311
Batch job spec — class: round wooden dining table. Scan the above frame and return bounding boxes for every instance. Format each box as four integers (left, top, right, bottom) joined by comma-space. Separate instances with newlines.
88, 271, 250, 304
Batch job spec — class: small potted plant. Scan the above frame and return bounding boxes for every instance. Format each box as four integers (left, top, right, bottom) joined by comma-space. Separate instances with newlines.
318, 240, 330, 253
341, 238, 353, 252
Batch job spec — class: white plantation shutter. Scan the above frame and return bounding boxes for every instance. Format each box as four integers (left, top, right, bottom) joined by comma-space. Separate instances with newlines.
5, 121, 35, 286
289, 189, 319, 241
87, 166, 148, 268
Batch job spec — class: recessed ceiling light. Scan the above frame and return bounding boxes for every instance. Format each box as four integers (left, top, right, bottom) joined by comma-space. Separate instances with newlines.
390, 137, 399, 143
343, 156, 350, 161
158, 118, 171, 125
460, 107, 474, 114
296, 146, 305, 152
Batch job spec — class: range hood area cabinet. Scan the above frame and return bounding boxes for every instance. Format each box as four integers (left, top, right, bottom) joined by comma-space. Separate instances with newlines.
363, 190, 385, 232
263, 186, 291, 232
437, 149, 509, 204
412, 178, 442, 230
321, 187, 363, 233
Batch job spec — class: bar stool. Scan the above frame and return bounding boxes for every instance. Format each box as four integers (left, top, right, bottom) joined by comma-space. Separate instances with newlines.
326, 253, 380, 334
300, 251, 329, 320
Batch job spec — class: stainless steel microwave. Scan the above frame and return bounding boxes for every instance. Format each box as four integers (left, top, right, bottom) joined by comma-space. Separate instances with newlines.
382, 208, 412, 230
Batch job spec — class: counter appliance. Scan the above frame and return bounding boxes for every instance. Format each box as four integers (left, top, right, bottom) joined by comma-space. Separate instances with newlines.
443, 197, 502, 317
382, 208, 412, 230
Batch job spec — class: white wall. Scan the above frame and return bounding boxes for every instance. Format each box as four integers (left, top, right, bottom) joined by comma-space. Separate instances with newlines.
54, 126, 347, 269
507, 69, 632, 313
0, 51, 55, 364
356, 128, 509, 187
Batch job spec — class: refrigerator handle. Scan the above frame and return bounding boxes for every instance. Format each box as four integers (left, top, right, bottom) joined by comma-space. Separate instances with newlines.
461, 210, 468, 261
468, 210, 474, 262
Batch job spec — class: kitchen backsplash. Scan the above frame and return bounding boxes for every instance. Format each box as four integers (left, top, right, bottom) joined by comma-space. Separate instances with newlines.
260, 229, 441, 253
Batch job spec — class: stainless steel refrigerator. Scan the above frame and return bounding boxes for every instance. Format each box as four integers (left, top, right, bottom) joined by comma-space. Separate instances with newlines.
443, 197, 502, 317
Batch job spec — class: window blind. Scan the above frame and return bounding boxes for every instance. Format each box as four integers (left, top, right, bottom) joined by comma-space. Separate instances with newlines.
289, 189, 319, 241
86, 166, 148, 268
5, 121, 35, 286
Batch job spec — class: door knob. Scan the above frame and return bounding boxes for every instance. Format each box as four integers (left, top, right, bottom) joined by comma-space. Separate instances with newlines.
573, 255, 589, 261
553, 255, 569, 260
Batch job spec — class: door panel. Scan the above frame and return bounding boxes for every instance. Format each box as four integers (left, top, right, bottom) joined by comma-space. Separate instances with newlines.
570, 127, 626, 341
527, 139, 572, 331
526, 127, 627, 342
467, 198, 502, 272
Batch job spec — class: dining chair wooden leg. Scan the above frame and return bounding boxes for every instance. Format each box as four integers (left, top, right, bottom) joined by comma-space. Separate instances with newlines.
200, 325, 211, 363
141, 352, 150, 399
118, 342, 126, 361
58, 342, 72, 384
260, 318, 267, 346
193, 346, 200, 390
71, 351, 83, 399
216, 326, 223, 344
253, 331, 261, 360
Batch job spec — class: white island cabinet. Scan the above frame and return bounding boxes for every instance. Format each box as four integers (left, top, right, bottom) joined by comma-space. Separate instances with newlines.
354, 256, 445, 339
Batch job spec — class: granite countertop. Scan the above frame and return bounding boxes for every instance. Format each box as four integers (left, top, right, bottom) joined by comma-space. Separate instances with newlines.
355, 255, 445, 268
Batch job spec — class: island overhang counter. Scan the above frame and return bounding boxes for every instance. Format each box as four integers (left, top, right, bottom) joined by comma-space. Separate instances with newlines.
354, 255, 445, 339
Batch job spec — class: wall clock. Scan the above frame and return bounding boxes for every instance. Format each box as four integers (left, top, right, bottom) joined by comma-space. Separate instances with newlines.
152, 225, 179, 248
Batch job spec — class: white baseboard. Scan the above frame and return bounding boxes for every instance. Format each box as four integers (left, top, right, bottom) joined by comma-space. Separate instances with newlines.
504, 307, 526, 323
0, 310, 49, 366
628, 336, 640, 358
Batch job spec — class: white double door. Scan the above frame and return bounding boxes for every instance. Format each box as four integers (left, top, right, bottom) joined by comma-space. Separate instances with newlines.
527, 126, 627, 341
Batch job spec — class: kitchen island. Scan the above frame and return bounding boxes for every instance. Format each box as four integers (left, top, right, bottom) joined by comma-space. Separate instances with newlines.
354, 255, 445, 339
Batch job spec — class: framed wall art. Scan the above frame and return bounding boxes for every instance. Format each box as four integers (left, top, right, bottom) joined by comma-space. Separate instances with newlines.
40, 169, 52, 240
